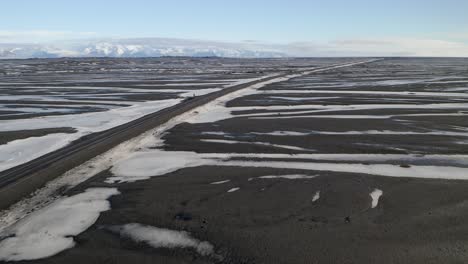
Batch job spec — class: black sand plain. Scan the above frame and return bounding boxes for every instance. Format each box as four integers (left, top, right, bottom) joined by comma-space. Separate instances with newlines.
3, 58, 468, 264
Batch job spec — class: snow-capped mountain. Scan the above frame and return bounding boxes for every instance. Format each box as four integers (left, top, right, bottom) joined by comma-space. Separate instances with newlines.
0, 38, 287, 59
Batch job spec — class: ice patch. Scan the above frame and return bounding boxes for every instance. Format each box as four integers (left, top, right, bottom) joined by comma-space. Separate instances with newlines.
0, 188, 119, 261
114, 223, 214, 256
370, 189, 383, 208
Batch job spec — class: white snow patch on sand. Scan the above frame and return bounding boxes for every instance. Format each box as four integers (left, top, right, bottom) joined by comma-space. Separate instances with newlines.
370, 189, 383, 208
0, 133, 81, 172
0, 188, 119, 261
224, 153, 468, 166
186, 75, 288, 124
263, 90, 468, 98
188, 101, 468, 123
111, 150, 468, 182
252, 130, 468, 137
445, 87, 468, 92
258, 174, 317, 180
251, 112, 467, 120
252, 131, 309, 136
200, 139, 314, 152
312, 191, 321, 202
225, 103, 468, 119
253, 115, 392, 119
108, 150, 212, 183
269, 96, 340, 101
201, 131, 231, 136
227, 187, 240, 193
222, 160, 468, 180
115, 223, 214, 256
0, 99, 181, 133
179, 88, 221, 97
0, 126, 162, 232
0, 99, 181, 172
185, 60, 379, 124
210, 180, 230, 185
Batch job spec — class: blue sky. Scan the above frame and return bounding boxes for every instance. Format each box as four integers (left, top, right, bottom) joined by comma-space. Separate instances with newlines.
1, 0, 468, 56
2, 0, 468, 42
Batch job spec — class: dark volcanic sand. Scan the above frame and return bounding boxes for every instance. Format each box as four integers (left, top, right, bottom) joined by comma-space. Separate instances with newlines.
162, 117, 468, 155
3, 58, 468, 264
17, 167, 468, 264
0, 128, 76, 145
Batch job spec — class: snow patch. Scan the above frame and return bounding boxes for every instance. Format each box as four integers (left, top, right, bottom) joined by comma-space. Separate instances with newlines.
210, 180, 230, 185
0, 133, 81, 172
108, 150, 212, 183
263, 89, 468, 98
227, 187, 240, 193
0, 99, 181, 172
111, 150, 468, 182
200, 139, 314, 152
252, 130, 468, 137
113, 223, 214, 256
0, 188, 119, 261
370, 189, 383, 208
222, 160, 468, 180
312, 191, 321, 202
258, 174, 317, 180
268, 96, 341, 101
0, 126, 163, 232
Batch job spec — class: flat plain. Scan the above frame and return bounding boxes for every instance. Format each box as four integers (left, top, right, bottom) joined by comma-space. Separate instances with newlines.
1, 58, 468, 264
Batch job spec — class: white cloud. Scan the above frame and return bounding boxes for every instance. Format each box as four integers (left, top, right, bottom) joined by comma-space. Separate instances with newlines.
284, 38, 468, 57
433, 32, 468, 42
0, 30, 97, 43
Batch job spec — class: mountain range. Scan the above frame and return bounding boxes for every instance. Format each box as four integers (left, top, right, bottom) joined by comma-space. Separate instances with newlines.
0, 38, 287, 59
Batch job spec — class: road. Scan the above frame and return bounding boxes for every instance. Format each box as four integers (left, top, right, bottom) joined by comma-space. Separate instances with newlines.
0, 59, 378, 210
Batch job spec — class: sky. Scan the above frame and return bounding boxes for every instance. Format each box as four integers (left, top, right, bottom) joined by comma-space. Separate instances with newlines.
1, 0, 468, 56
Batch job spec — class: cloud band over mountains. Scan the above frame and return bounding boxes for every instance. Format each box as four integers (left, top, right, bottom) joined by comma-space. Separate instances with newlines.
1, 31, 468, 58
